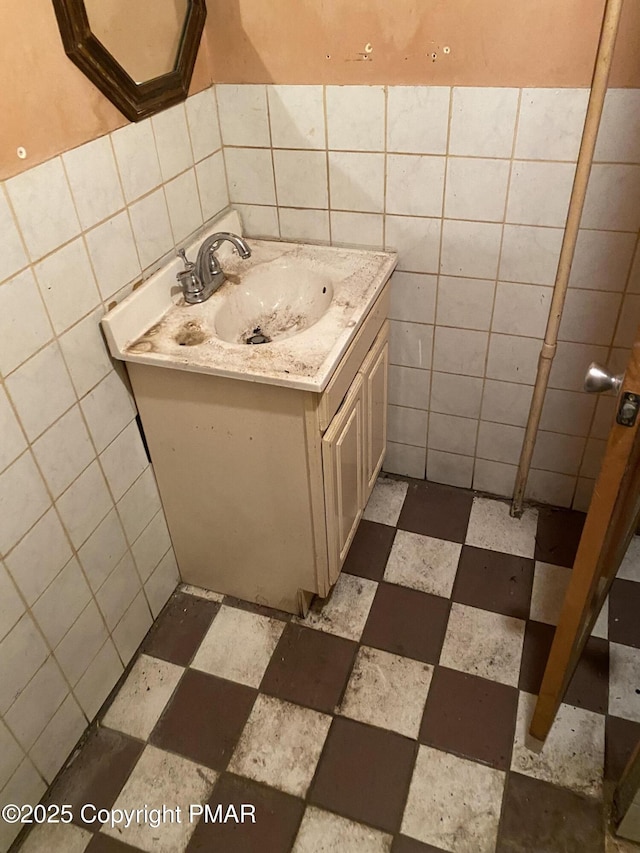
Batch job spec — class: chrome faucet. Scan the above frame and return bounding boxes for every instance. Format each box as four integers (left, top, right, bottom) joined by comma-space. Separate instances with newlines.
176, 232, 251, 304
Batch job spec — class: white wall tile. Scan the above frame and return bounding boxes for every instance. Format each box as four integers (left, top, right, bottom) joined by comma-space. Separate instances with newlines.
164, 169, 203, 244
85, 212, 141, 299
0, 189, 28, 284
111, 120, 162, 203
59, 310, 113, 398
63, 137, 125, 230
628, 246, 640, 293
580, 437, 607, 479
515, 89, 588, 161
4, 657, 69, 750
96, 552, 142, 630
387, 405, 428, 447
74, 638, 124, 718
279, 208, 330, 243
445, 158, 510, 222
568, 229, 636, 291
132, 511, 172, 582
32, 406, 95, 499
117, 468, 162, 543
531, 431, 586, 476
594, 89, 640, 164
539, 388, 596, 437
0, 719, 23, 792
591, 395, 616, 439
54, 600, 108, 685
328, 151, 384, 213
499, 225, 563, 285
492, 282, 551, 338
186, 88, 222, 162
432, 327, 488, 377
30, 694, 86, 783
473, 458, 517, 498
81, 370, 136, 453
388, 365, 431, 410
582, 164, 640, 231
481, 379, 534, 428
486, 334, 541, 384
6, 158, 81, 261
477, 421, 525, 465
78, 508, 128, 592
0, 453, 50, 556
430, 372, 483, 419
385, 215, 441, 274
224, 147, 276, 205
268, 85, 325, 149
129, 189, 174, 270
613, 294, 640, 349
440, 220, 502, 279
549, 341, 609, 392
273, 149, 328, 208
389, 320, 433, 369
4, 509, 71, 606
436, 276, 495, 331
0, 759, 47, 850
0, 388, 26, 473
449, 88, 519, 158
152, 103, 194, 181
428, 412, 478, 456
386, 155, 445, 218
387, 86, 450, 155
389, 272, 437, 324
506, 161, 575, 227
525, 469, 575, 508
330, 211, 382, 248
558, 289, 621, 345
573, 477, 595, 512
34, 238, 100, 334
0, 269, 53, 376
56, 460, 113, 549
0, 563, 24, 643
112, 593, 153, 665
5, 342, 76, 441
217, 84, 270, 147
100, 421, 149, 502
144, 550, 180, 617
427, 450, 474, 489
235, 204, 280, 239
195, 151, 229, 222
383, 442, 426, 479
326, 86, 385, 151
0, 613, 49, 714
32, 557, 91, 648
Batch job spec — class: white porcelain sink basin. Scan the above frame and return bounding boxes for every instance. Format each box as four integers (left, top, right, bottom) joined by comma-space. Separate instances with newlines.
101, 210, 397, 391
214, 261, 334, 344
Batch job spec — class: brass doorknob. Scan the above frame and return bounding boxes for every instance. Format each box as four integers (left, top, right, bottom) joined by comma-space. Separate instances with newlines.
584, 362, 623, 394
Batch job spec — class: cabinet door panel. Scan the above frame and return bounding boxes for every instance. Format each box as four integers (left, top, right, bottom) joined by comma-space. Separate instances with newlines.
322, 374, 365, 583
360, 322, 389, 499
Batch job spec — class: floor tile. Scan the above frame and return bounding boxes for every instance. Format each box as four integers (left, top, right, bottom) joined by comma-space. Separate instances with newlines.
229, 694, 331, 797
440, 603, 525, 687
339, 645, 433, 738
186, 772, 305, 852
179, 583, 224, 602
361, 582, 450, 664
44, 727, 144, 831
293, 806, 393, 853
222, 595, 292, 623
102, 745, 217, 852
593, 597, 609, 639
401, 744, 505, 853
511, 691, 605, 797
150, 669, 256, 770
343, 520, 396, 581
392, 837, 448, 853
610, 579, 640, 649
465, 498, 538, 558
191, 604, 285, 687
260, 623, 357, 713
19, 822, 92, 853
534, 505, 585, 567
529, 561, 570, 625
87, 836, 142, 852
384, 530, 461, 598
605, 715, 640, 782
310, 717, 416, 833
618, 537, 640, 582
453, 546, 534, 620
497, 771, 604, 852
397, 480, 474, 544
295, 573, 377, 641
142, 591, 219, 666
362, 478, 409, 526
102, 654, 183, 739
609, 642, 640, 723
518, 619, 555, 694
419, 666, 518, 771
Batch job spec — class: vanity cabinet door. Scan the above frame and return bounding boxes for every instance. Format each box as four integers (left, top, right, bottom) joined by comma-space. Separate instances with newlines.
360, 321, 389, 501
322, 373, 365, 584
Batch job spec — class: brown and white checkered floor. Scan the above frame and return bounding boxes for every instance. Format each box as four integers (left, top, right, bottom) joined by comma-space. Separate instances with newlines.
14, 477, 640, 853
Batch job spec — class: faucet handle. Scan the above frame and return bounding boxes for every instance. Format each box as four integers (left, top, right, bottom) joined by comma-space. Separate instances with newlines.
177, 248, 195, 270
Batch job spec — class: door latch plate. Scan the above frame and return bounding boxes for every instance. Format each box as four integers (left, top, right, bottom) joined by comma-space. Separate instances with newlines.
616, 392, 640, 427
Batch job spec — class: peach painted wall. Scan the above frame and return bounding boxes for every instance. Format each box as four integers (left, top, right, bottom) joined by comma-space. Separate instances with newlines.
0, 0, 212, 180
205, 0, 640, 88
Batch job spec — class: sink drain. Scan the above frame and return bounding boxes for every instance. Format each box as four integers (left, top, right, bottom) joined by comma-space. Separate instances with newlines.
245, 327, 271, 345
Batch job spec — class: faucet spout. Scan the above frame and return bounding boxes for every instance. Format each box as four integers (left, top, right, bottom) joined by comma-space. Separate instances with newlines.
195, 232, 251, 289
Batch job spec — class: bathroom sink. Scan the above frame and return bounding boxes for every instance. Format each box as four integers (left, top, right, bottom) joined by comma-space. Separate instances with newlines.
214, 261, 334, 345
101, 210, 397, 392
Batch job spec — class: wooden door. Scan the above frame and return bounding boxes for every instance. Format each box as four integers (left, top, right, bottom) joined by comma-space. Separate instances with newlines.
322, 373, 365, 584
361, 321, 389, 501
531, 330, 640, 741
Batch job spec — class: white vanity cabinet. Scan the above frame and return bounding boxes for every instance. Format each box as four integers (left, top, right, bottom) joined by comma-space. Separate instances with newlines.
126, 283, 390, 614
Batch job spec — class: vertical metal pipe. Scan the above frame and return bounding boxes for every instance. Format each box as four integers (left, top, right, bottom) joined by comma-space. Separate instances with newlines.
510, 0, 625, 517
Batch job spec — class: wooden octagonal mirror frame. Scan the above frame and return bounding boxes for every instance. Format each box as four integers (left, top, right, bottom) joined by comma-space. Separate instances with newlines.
52, 0, 207, 121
